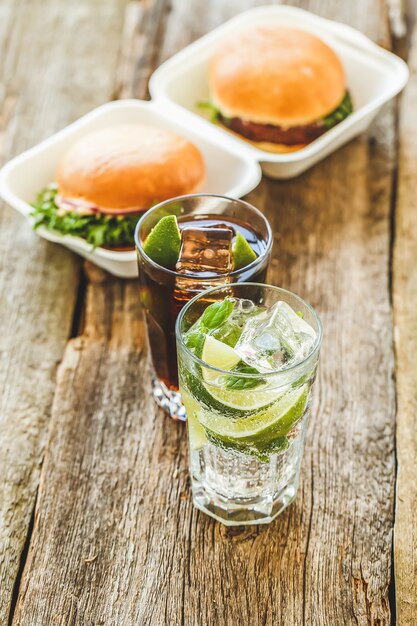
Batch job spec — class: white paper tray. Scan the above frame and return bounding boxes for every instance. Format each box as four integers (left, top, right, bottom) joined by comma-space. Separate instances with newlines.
0, 100, 261, 278
150, 4, 409, 179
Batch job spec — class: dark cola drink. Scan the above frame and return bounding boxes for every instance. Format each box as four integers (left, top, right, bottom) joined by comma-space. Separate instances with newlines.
135, 196, 272, 420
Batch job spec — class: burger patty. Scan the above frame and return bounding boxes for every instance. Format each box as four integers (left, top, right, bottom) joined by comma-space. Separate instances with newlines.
217, 92, 353, 146
219, 114, 326, 146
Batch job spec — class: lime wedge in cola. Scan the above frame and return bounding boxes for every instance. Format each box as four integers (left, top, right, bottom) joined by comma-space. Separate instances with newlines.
233, 231, 257, 270
143, 215, 181, 268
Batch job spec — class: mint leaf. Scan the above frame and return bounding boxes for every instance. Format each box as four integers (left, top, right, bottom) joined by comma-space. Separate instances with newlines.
184, 329, 205, 355
225, 362, 265, 390
201, 299, 235, 330
211, 323, 242, 348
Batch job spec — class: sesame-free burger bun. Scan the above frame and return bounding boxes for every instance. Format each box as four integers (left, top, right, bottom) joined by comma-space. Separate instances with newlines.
210, 26, 346, 128
56, 124, 206, 211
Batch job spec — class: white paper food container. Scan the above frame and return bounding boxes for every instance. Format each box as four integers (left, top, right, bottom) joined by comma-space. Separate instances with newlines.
150, 4, 409, 179
0, 100, 261, 278
0, 5, 408, 278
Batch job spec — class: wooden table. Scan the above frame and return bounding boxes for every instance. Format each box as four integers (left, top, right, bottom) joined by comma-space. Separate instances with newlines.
1, 1, 416, 624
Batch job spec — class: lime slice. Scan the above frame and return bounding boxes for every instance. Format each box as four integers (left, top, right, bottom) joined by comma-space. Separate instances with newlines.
143, 215, 181, 268
185, 335, 278, 416
202, 379, 279, 412
182, 335, 309, 461
233, 231, 257, 270
205, 430, 290, 463
181, 388, 207, 450
183, 335, 254, 417
201, 335, 240, 383
200, 385, 308, 446
201, 336, 278, 412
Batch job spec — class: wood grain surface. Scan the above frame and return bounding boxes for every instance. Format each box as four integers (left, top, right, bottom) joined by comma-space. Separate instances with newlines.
393, 15, 417, 626
0, 0, 415, 624
0, 0, 127, 623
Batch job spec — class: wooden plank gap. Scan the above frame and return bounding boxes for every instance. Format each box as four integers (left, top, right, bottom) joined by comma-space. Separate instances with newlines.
392, 14, 417, 625
7, 497, 37, 626
69, 267, 88, 339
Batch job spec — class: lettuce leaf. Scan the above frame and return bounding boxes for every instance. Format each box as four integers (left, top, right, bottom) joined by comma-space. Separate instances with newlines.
30, 185, 139, 249
196, 101, 222, 122
321, 91, 353, 130
197, 90, 353, 130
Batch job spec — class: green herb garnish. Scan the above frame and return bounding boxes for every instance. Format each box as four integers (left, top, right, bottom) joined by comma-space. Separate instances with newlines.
185, 299, 236, 352
196, 101, 223, 123
225, 362, 265, 390
321, 91, 353, 130
201, 299, 235, 330
30, 185, 139, 249
184, 329, 206, 351
198, 91, 352, 133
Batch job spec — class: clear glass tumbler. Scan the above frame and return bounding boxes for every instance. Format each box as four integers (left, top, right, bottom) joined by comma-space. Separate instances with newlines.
135, 195, 272, 421
176, 283, 322, 526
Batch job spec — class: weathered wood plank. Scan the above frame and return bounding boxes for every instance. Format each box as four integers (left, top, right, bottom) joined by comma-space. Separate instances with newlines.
12, 276, 167, 626
115, 0, 171, 100
12, 1, 397, 625
393, 18, 417, 626
0, 0, 128, 623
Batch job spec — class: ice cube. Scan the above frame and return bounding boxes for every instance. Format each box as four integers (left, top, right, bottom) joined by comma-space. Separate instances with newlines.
176, 227, 233, 275
235, 301, 317, 372
211, 299, 262, 347
239, 299, 257, 314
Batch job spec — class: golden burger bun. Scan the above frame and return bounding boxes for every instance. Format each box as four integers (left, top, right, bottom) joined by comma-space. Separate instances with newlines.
210, 26, 346, 128
56, 124, 206, 211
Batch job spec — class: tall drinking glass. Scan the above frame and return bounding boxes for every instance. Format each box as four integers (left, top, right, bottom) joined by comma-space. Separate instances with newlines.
135, 195, 272, 421
176, 283, 322, 526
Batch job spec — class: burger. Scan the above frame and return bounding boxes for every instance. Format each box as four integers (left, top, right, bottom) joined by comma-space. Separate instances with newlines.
200, 26, 353, 152
31, 124, 205, 248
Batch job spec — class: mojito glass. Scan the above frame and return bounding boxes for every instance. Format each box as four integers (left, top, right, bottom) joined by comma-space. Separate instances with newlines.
135, 196, 272, 421
176, 283, 322, 526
